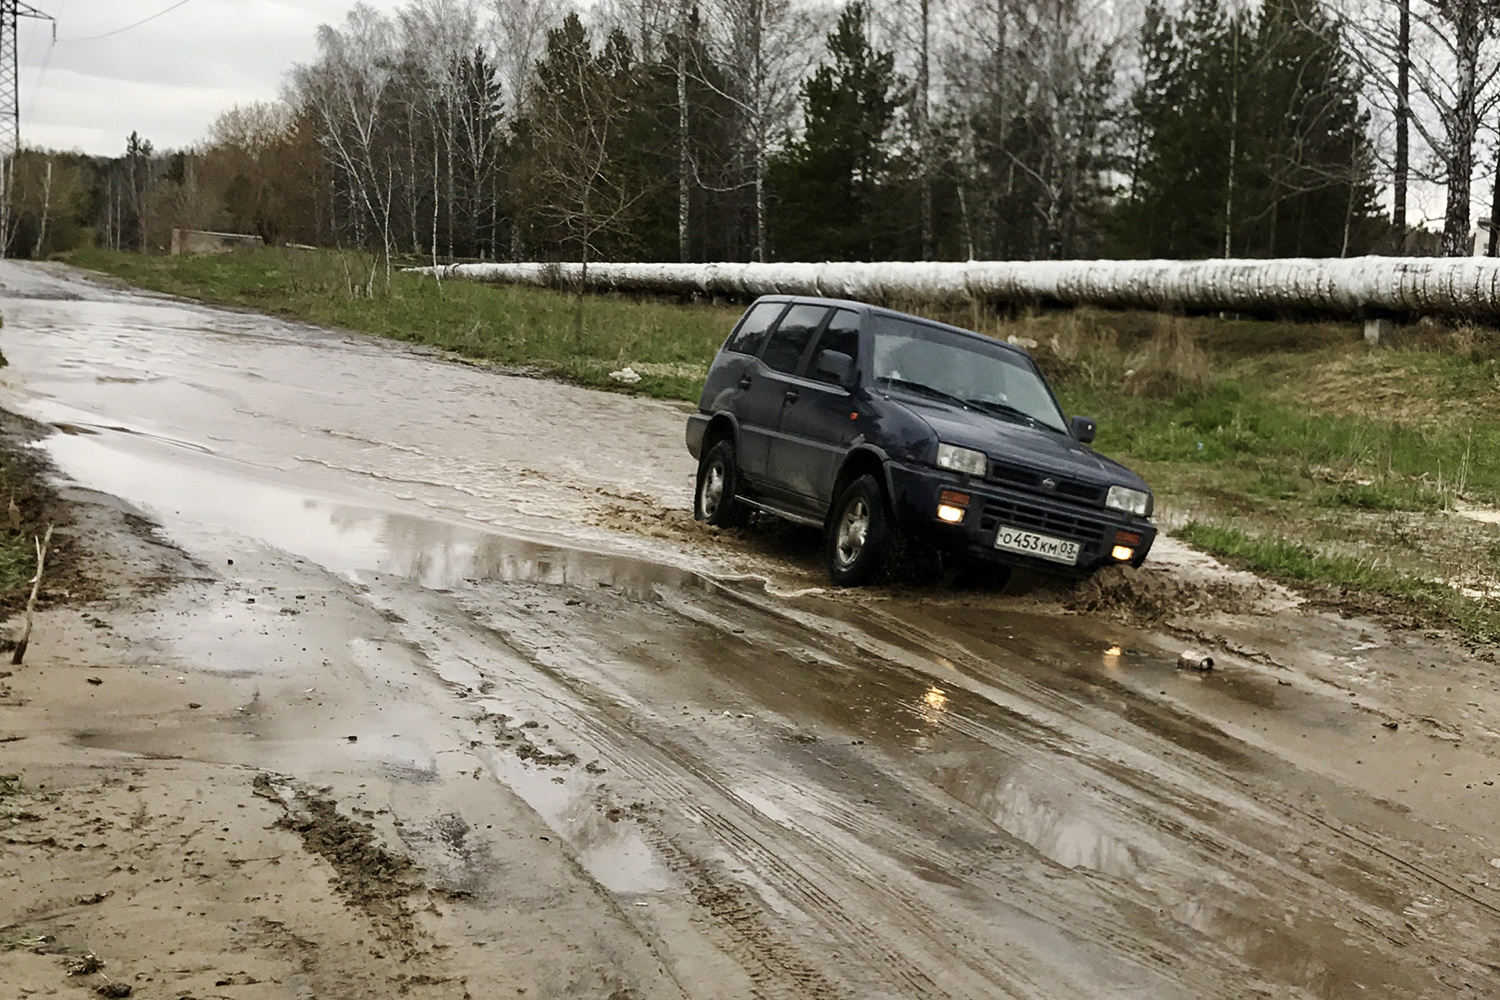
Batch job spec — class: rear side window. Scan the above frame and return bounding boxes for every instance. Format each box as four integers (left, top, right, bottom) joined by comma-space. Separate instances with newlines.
724, 301, 784, 355
760, 304, 830, 374
814, 309, 861, 363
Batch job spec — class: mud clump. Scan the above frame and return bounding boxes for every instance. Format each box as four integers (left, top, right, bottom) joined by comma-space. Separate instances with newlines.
489, 714, 579, 767
1067, 564, 1259, 623
252, 775, 422, 950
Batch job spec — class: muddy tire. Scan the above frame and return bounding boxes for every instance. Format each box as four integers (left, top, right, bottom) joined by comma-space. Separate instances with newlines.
825, 474, 896, 586
695, 439, 748, 527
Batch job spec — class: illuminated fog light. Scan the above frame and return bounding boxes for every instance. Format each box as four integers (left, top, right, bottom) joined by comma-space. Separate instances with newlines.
937, 504, 966, 524
1111, 545, 1135, 562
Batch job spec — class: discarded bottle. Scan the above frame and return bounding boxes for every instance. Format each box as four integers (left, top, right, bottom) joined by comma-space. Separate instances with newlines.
1176, 650, 1214, 672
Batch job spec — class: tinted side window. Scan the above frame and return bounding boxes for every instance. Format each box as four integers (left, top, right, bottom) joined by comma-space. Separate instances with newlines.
813, 309, 861, 364
760, 304, 829, 374
724, 301, 785, 355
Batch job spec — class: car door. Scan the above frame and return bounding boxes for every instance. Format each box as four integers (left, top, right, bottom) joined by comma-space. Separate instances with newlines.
774, 308, 864, 508
700, 300, 787, 416
736, 303, 831, 487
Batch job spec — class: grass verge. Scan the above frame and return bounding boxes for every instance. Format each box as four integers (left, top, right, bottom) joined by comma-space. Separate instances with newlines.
67, 247, 1500, 642
1177, 521, 1500, 642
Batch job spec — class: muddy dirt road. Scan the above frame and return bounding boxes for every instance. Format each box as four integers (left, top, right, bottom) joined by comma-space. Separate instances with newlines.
1, 261, 1497, 999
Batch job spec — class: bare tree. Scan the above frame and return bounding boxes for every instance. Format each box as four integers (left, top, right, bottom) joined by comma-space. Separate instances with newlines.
944, 0, 1119, 260
1337, 0, 1500, 255
514, 15, 655, 339
696, 0, 819, 260
292, 4, 401, 281
486, 0, 566, 113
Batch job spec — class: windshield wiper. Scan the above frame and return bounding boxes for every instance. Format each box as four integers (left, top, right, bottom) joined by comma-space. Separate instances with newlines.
878, 377, 969, 409
963, 398, 1055, 431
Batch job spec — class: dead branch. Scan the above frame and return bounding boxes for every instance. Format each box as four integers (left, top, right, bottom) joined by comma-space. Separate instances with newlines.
12, 524, 54, 666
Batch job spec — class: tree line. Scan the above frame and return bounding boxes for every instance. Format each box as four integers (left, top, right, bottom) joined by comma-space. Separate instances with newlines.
4, 0, 1498, 264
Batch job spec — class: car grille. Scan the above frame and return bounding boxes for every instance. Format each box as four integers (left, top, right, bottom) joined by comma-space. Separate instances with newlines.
988, 460, 1105, 505
978, 497, 1112, 551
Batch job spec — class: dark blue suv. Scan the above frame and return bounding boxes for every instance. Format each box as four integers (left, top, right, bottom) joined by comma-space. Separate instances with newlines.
686, 296, 1157, 585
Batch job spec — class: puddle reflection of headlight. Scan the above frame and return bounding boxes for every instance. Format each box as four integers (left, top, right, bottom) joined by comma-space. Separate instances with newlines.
923, 686, 947, 711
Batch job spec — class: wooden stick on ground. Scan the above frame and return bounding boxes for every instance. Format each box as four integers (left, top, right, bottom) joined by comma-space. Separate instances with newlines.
12, 525, 53, 666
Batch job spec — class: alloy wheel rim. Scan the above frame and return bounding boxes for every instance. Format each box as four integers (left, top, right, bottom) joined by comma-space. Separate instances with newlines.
701, 462, 725, 517
835, 498, 869, 567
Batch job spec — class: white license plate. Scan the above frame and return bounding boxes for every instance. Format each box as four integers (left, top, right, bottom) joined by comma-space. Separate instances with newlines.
993, 527, 1080, 566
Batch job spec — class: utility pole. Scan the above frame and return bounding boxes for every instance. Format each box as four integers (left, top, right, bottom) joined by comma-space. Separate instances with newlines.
0, 0, 55, 257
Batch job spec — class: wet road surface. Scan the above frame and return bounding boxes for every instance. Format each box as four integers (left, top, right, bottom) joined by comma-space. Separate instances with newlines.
1, 262, 1497, 998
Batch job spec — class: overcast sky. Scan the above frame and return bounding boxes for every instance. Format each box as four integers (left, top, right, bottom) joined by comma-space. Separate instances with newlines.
16, 0, 411, 156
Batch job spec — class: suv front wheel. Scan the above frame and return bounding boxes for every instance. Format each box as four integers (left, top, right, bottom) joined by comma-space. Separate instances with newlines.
826, 474, 894, 586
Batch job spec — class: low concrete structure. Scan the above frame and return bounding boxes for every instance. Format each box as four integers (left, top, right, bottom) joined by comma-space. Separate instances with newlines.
170, 229, 264, 255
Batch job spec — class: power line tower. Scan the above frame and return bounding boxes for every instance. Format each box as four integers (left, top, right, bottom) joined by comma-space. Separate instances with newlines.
0, 0, 54, 256
0, 0, 52, 160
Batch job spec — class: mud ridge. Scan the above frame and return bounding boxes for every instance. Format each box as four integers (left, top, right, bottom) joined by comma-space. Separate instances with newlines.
252, 774, 425, 954
1064, 563, 1266, 622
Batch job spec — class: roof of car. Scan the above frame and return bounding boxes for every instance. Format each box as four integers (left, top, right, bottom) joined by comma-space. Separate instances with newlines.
751, 294, 1028, 357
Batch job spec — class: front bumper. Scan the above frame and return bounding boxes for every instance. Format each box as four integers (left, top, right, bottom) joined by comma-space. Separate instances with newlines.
885, 460, 1156, 574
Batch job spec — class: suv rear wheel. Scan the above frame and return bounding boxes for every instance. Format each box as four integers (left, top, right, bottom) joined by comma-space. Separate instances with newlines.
826, 474, 894, 586
695, 439, 748, 527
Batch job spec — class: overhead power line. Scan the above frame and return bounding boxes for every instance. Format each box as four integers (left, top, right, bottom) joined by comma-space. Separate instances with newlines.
60, 0, 194, 43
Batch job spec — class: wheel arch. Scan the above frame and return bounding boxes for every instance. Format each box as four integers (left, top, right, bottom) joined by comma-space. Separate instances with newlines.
828, 446, 891, 526
700, 413, 740, 457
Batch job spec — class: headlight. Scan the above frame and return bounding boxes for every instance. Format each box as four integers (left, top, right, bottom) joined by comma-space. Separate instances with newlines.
1106, 485, 1152, 517
936, 443, 988, 477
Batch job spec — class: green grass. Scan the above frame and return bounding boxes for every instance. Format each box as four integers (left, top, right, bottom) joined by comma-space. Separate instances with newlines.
69, 247, 1500, 641
68, 246, 739, 400
1177, 521, 1500, 642
0, 534, 33, 593
1058, 381, 1491, 511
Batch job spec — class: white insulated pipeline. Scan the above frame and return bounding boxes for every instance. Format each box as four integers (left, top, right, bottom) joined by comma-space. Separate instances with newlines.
415, 258, 1500, 320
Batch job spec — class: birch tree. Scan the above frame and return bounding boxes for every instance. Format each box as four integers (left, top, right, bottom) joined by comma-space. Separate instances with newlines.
697, 0, 817, 260
1337, 0, 1500, 255
292, 4, 400, 277
511, 14, 657, 331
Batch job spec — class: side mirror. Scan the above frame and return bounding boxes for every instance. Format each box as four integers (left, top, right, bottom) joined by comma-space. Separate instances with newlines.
1070, 415, 1097, 444
813, 349, 855, 387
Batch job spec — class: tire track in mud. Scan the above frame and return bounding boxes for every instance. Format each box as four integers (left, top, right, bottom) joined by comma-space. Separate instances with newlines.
616, 597, 1497, 999
362, 571, 1496, 999
369, 579, 1258, 998
369, 580, 1082, 998
842, 604, 1500, 995
358, 583, 862, 1000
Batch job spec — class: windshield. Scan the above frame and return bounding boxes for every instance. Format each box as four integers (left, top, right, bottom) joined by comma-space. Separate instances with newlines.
870, 315, 1068, 433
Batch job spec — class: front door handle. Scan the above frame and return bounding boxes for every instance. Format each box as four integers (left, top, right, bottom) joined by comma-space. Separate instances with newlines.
738, 375, 753, 389
784, 388, 800, 402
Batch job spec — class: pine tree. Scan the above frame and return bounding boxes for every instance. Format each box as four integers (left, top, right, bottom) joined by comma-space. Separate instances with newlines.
1119, 0, 1381, 259
769, 2, 903, 261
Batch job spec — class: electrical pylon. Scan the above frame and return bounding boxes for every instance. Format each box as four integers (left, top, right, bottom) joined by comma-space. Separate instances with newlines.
0, 1, 52, 161
0, 1, 53, 256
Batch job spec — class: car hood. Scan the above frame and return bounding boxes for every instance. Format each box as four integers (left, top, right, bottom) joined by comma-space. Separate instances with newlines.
894, 397, 1150, 490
